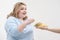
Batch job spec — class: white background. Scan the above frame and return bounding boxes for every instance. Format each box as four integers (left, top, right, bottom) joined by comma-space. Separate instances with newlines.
0, 0, 60, 40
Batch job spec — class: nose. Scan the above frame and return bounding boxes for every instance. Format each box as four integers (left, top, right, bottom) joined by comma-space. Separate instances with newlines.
24, 10, 27, 13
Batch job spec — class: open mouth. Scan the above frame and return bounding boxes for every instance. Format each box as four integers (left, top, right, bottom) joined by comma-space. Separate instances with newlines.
23, 13, 26, 15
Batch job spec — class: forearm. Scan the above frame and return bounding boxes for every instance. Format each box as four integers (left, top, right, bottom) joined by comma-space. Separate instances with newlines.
18, 22, 27, 32
46, 28, 60, 33
18, 18, 34, 32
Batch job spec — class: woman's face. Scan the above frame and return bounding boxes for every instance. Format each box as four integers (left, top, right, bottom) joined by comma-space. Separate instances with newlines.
18, 5, 27, 19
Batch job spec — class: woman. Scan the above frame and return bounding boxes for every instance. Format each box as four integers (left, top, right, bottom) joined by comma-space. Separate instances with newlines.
5, 2, 35, 40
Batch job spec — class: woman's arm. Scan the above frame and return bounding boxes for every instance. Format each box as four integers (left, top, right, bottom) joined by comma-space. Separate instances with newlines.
5, 17, 34, 37
38, 26, 60, 33
35, 22, 60, 33
18, 22, 27, 32
18, 18, 34, 32
45, 28, 60, 33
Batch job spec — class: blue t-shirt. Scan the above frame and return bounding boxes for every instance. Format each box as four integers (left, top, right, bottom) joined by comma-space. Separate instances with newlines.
5, 16, 34, 40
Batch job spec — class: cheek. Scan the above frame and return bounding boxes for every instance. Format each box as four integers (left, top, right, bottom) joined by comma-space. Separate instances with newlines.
18, 13, 24, 17
18, 11, 24, 16
19, 10, 23, 13
18, 13, 22, 16
18, 11, 22, 15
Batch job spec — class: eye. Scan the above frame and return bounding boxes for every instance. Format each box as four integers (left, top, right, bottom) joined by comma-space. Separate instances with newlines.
20, 8, 24, 10
20, 8, 27, 10
25, 8, 27, 10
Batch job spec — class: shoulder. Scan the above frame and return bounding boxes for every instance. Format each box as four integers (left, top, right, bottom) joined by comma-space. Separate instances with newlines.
8, 16, 17, 20
6, 16, 18, 22
5, 16, 22, 25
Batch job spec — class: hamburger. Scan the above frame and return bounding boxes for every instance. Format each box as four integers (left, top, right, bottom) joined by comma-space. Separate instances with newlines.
35, 22, 47, 28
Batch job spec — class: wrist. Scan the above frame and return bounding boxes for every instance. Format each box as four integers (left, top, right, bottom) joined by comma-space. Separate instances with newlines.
23, 22, 28, 25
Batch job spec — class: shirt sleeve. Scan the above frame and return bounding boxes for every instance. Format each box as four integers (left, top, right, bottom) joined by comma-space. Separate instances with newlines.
5, 18, 23, 37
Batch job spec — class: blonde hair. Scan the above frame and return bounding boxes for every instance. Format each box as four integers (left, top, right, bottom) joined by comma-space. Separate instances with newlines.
7, 2, 26, 18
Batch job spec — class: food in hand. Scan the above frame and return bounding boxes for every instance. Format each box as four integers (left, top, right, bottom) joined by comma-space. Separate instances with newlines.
35, 22, 47, 28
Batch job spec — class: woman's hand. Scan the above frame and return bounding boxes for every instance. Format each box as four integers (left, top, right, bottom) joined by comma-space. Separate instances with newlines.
24, 18, 35, 25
